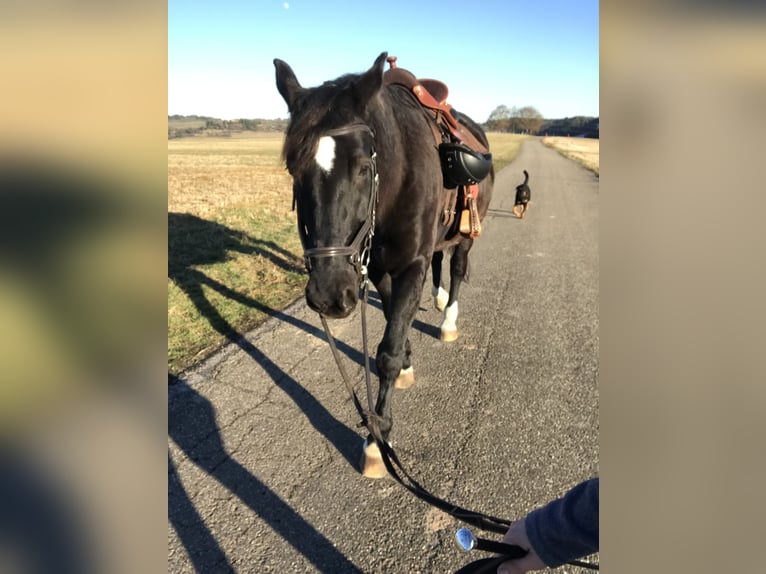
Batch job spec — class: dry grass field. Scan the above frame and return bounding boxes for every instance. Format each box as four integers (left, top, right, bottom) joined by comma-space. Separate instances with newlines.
168, 133, 305, 374
168, 131, 527, 374
542, 136, 599, 175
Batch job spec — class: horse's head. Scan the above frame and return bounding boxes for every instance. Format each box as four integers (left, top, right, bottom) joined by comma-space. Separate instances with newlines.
274, 53, 386, 318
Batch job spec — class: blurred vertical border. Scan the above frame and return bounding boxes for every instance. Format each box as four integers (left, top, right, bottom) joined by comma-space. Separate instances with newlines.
0, 1, 166, 573
602, 2, 766, 573
2, 2, 765, 573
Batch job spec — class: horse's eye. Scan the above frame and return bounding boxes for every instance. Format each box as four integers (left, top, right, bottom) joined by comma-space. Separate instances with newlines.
358, 164, 370, 177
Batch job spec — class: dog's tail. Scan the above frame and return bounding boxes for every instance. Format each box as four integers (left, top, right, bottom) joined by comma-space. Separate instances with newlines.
522, 169, 529, 184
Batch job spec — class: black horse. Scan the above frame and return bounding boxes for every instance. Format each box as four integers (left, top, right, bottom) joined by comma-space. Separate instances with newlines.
274, 52, 493, 477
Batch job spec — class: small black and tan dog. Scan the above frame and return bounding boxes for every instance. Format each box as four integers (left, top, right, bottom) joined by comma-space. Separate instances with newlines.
513, 170, 531, 219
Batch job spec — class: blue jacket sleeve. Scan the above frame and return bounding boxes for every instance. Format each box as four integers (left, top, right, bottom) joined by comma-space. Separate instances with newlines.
524, 478, 599, 567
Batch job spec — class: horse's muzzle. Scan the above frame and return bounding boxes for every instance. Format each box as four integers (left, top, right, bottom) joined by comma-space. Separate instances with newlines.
305, 272, 359, 318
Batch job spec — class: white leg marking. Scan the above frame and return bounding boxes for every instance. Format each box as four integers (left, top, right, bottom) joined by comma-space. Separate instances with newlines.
440, 301, 459, 342
442, 301, 458, 330
315, 136, 336, 173
432, 286, 449, 311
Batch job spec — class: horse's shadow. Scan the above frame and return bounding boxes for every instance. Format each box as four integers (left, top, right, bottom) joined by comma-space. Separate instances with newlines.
169, 213, 367, 367
169, 374, 362, 573
168, 212, 303, 279
168, 212, 366, 463
169, 213, 367, 571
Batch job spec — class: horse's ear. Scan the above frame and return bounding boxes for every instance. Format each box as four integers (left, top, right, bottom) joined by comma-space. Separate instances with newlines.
274, 58, 306, 112
353, 51, 387, 110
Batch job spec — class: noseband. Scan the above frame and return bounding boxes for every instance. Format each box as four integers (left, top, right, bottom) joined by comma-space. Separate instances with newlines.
296, 124, 379, 282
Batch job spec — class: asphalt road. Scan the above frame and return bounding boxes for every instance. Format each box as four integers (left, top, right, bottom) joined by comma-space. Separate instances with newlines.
168, 137, 599, 574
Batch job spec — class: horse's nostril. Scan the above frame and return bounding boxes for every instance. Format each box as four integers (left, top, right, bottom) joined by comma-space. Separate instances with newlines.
340, 287, 357, 313
305, 284, 327, 314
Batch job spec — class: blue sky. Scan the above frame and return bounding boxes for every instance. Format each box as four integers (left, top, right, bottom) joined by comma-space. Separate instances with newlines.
169, 0, 599, 122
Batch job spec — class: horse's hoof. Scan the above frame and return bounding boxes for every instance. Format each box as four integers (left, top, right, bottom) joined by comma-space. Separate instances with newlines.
360, 439, 388, 479
440, 328, 458, 342
395, 366, 415, 389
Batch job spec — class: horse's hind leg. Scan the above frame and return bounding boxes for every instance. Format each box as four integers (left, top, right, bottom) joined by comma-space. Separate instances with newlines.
439, 238, 473, 342
431, 250, 449, 311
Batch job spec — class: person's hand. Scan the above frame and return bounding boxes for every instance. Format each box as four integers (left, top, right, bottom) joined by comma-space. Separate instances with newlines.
496, 518, 547, 574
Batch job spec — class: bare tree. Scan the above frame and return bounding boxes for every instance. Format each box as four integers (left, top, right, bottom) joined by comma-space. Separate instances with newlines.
516, 106, 544, 134
487, 105, 545, 134
486, 105, 512, 132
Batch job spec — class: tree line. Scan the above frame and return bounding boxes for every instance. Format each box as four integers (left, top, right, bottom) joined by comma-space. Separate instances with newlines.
168, 115, 288, 139
484, 105, 544, 134
483, 105, 598, 138
168, 111, 598, 139
538, 116, 599, 138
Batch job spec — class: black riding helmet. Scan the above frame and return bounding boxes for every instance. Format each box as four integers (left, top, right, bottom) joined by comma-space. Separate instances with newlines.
439, 142, 493, 188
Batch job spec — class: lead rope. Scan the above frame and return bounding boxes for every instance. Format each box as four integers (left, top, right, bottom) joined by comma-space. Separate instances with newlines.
318, 283, 379, 432
318, 279, 511, 534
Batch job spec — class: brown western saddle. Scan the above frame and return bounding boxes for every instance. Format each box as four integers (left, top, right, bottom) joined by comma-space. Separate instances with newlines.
383, 56, 491, 238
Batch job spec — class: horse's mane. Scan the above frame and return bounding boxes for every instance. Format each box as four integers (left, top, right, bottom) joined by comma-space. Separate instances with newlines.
281, 73, 359, 174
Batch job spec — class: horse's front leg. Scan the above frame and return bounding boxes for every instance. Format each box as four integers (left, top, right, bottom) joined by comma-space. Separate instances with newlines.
369, 268, 415, 390
439, 237, 474, 342
362, 257, 428, 478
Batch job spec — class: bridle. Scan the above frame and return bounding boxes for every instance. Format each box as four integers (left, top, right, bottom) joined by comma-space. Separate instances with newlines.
295, 123, 379, 281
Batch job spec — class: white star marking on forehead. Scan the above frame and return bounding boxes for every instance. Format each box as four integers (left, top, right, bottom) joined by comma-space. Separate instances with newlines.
315, 136, 336, 173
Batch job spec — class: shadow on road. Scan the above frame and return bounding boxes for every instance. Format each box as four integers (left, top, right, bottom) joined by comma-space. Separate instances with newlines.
168, 374, 362, 573
487, 207, 520, 219
168, 218, 365, 463
169, 214, 371, 569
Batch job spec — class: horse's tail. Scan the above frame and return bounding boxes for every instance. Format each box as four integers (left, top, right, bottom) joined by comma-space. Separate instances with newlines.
523, 169, 529, 184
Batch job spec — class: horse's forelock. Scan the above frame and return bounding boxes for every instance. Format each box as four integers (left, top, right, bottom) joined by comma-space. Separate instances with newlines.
282, 74, 367, 173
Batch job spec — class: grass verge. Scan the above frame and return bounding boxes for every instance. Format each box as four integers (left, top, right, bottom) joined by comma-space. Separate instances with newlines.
168, 133, 306, 374
541, 136, 599, 175
486, 132, 528, 173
